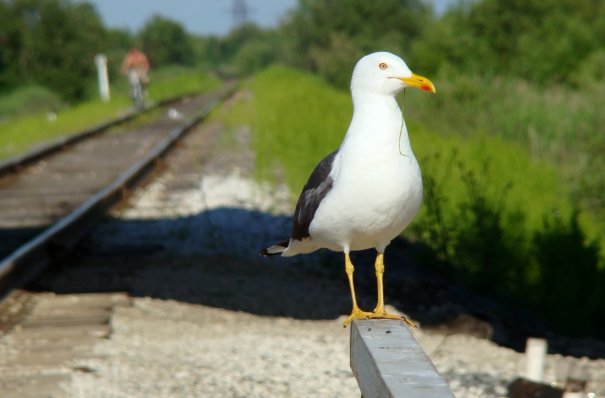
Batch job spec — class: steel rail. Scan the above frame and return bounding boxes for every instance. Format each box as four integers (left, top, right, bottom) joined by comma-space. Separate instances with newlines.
0, 91, 205, 178
0, 84, 236, 299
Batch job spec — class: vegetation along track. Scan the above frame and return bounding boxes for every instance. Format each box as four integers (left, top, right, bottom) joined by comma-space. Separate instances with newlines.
0, 84, 235, 299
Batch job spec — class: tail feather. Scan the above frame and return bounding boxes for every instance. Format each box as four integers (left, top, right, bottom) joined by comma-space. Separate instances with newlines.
259, 239, 289, 256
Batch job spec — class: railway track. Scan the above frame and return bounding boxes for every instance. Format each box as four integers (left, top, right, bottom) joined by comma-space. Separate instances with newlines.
0, 84, 236, 397
0, 85, 234, 299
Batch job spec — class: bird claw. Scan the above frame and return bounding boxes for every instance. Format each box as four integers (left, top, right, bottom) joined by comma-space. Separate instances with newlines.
369, 311, 417, 328
343, 307, 374, 328
343, 308, 416, 328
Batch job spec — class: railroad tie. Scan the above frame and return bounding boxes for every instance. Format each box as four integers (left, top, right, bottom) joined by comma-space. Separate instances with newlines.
0, 291, 131, 397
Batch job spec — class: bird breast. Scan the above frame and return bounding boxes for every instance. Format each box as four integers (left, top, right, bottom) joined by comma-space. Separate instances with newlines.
310, 134, 423, 251
342, 146, 423, 227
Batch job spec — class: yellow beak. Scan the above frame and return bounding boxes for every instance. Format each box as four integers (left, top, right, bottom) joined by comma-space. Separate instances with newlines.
399, 73, 436, 93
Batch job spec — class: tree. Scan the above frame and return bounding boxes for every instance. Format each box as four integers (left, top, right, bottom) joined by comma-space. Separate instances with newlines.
220, 23, 266, 61
190, 35, 222, 68
0, 2, 25, 91
105, 28, 135, 78
280, 0, 429, 88
7, 0, 107, 101
219, 23, 278, 75
412, 0, 604, 85
138, 15, 194, 67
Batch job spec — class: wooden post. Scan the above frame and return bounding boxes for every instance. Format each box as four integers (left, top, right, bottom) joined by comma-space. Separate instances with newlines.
350, 319, 454, 398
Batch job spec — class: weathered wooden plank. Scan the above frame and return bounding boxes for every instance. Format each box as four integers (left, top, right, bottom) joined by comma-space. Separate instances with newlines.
11, 351, 105, 366
12, 323, 110, 339
20, 314, 110, 328
33, 292, 131, 308
29, 302, 113, 313
0, 373, 70, 398
8, 338, 98, 352
350, 320, 454, 398
28, 306, 113, 318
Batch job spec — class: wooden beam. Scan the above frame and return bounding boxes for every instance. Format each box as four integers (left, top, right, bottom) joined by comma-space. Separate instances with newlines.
350, 319, 454, 398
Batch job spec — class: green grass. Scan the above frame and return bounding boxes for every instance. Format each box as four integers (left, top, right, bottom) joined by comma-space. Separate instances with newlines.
222, 65, 605, 338
147, 65, 221, 100
0, 97, 131, 160
0, 66, 220, 161
226, 66, 350, 189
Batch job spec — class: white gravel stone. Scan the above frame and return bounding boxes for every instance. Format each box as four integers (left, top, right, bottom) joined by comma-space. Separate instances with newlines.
69, 301, 359, 398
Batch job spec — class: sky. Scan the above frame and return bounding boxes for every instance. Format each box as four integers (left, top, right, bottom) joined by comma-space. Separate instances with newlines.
84, 0, 298, 36
84, 0, 455, 36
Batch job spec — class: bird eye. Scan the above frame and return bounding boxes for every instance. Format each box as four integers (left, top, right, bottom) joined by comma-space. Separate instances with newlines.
378, 62, 388, 70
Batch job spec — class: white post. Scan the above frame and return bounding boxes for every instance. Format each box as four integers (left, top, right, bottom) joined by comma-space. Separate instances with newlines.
94, 54, 110, 102
525, 338, 547, 382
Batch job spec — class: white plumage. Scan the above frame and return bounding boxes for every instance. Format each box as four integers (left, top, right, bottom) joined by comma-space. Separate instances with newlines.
261, 52, 436, 326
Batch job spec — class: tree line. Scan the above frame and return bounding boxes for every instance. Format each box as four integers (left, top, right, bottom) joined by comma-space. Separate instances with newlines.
0, 0, 198, 102
218, 0, 605, 89
3, 0, 604, 101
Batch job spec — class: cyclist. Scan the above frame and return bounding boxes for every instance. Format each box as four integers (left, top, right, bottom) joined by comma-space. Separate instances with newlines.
121, 48, 150, 108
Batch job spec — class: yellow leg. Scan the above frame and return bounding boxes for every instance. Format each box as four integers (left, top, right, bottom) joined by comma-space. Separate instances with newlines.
343, 253, 372, 327
374, 252, 386, 314
371, 252, 416, 328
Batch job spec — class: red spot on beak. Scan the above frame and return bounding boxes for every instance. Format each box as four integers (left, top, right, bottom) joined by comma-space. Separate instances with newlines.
421, 85, 432, 92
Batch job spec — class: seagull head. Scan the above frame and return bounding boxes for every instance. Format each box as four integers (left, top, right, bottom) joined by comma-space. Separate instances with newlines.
350, 52, 436, 97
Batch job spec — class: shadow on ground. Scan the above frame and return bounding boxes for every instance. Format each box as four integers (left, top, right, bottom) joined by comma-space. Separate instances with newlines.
28, 206, 605, 358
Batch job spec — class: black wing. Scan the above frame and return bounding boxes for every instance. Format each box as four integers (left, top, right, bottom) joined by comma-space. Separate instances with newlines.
290, 150, 338, 241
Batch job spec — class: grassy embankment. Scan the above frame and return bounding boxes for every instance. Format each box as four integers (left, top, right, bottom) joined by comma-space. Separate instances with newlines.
0, 66, 220, 161
225, 65, 604, 338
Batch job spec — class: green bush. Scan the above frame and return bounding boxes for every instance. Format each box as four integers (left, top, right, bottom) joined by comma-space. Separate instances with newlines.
225, 66, 605, 338
533, 212, 605, 337
0, 85, 64, 120
411, 151, 533, 298
413, 150, 605, 338
232, 39, 277, 76
404, 73, 605, 226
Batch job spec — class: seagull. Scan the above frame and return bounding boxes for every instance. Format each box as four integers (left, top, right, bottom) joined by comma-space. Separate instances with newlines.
260, 52, 436, 327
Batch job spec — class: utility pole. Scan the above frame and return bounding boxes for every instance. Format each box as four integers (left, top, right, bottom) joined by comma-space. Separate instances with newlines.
231, 0, 249, 27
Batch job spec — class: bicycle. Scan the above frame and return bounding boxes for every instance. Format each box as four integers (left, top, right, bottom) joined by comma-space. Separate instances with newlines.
128, 68, 148, 109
